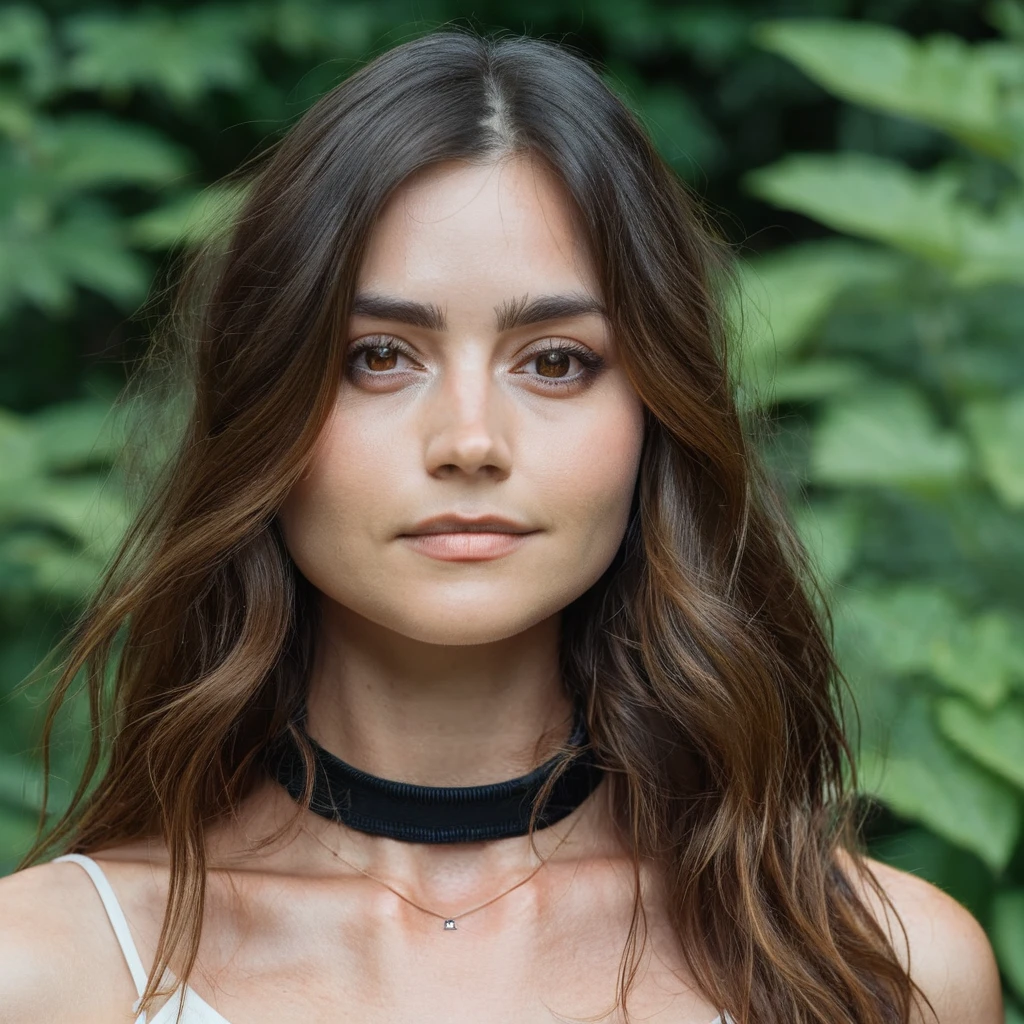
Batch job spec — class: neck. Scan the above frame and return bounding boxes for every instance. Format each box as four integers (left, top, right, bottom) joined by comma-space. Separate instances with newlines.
263, 600, 624, 898
303, 601, 576, 787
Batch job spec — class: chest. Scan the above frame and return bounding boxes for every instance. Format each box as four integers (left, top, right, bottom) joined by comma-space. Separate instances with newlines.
138, 864, 722, 1024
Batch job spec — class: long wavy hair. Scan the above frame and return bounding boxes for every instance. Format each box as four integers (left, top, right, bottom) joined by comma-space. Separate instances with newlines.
16, 27, 923, 1024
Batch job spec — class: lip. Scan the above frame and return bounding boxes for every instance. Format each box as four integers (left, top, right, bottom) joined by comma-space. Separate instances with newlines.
400, 531, 536, 561
401, 513, 536, 536
398, 514, 539, 562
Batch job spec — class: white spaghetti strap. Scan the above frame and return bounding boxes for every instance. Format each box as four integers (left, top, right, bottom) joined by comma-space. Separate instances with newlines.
52, 853, 150, 1015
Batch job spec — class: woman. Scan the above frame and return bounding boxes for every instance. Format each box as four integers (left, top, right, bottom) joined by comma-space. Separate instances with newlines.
0, 28, 1002, 1024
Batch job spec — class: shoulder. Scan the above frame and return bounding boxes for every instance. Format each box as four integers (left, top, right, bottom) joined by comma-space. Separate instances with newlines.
836, 849, 1003, 1024
0, 858, 138, 1022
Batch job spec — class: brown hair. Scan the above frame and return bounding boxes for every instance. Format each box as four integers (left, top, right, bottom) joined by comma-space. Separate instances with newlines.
17, 27, 923, 1024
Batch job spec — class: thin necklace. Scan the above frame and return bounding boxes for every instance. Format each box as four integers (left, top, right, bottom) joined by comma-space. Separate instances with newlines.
302, 812, 584, 931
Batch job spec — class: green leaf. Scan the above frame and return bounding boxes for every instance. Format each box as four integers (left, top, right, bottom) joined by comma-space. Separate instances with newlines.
746, 154, 1024, 284
40, 113, 194, 190
638, 83, 722, 176
809, 383, 971, 488
0, 5, 61, 104
993, 889, 1024, 1001
0, 408, 40, 484
793, 497, 862, 588
957, 196, 1024, 286
837, 589, 1024, 708
858, 695, 1020, 871
52, 205, 151, 309
837, 584, 961, 677
30, 398, 127, 471
989, 0, 1024, 44
0, 804, 42, 876
0, 754, 48, 814
0, 531, 106, 604
0, 6, 50, 66
937, 697, 1024, 789
0, 475, 129, 555
0, 199, 150, 315
257, 1, 374, 58
0, 85, 38, 142
667, 9, 751, 66
0, 150, 58, 221
931, 611, 1024, 708
753, 20, 1023, 162
769, 359, 872, 406
126, 183, 247, 250
64, 7, 260, 106
731, 239, 905, 402
962, 391, 1024, 508
0, 215, 71, 315
747, 154, 960, 264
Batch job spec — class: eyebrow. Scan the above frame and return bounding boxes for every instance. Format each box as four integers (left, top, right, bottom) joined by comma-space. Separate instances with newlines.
349, 291, 608, 333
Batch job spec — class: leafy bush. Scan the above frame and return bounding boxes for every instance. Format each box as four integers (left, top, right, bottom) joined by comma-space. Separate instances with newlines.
1, 2, 1021, 1018
737, 15, 1024, 1015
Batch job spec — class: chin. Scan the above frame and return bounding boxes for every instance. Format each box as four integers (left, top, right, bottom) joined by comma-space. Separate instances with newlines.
379, 598, 562, 646
395, 616, 545, 647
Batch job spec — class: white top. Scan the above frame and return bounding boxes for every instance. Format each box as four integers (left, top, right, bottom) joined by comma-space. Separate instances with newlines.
52, 854, 229, 1023
52, 852, 731, 1024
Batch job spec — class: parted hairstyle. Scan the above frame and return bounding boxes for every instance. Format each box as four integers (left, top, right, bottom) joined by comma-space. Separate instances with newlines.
17, 26, 925, 1024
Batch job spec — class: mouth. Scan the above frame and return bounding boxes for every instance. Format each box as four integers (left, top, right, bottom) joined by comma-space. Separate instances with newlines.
401, 514, 536, 536
398, 529, 539, 562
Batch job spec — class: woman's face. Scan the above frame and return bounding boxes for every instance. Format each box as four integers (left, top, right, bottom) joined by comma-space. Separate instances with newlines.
278, 154, 645, 645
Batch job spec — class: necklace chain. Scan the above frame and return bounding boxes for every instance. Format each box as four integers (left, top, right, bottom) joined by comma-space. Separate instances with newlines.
302, 812, 583, 930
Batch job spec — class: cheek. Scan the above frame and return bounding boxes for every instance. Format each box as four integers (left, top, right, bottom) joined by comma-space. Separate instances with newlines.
277, 411, 390, 560
533, 392, 644, 536
279, 386, 644, 592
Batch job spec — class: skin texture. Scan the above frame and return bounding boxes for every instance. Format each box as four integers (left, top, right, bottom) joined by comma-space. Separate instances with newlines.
273, 152, 647, 892
0, 154, 1006, 1024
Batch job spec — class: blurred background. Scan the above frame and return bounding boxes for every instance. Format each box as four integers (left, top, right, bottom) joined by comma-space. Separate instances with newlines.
1, 0, 1023, 1016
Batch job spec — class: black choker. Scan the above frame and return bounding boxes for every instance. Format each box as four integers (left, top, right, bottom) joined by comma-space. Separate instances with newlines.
265, 702, 605, 843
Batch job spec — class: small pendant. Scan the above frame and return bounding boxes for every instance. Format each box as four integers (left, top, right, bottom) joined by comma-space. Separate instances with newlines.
443, 918, 457, 930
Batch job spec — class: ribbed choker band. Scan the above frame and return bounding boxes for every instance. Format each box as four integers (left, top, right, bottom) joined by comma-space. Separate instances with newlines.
266, 701, 605, 843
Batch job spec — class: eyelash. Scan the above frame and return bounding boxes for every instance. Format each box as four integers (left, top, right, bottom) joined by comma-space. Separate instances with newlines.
344, 335, 606, 390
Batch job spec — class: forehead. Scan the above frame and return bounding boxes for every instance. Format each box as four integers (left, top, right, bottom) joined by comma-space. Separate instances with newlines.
355, 154, 599, 302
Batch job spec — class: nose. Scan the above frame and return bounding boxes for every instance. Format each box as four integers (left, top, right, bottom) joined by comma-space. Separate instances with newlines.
422, 354, 513, 479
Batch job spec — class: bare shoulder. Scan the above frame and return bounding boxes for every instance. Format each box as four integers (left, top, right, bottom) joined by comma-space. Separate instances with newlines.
0, 859, 138, 1023
836, 848, 1003, 1024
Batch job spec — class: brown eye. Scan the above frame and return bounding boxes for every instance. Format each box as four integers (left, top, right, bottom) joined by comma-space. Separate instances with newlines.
363, 345, 399, 372
344, 336, 417, 380
536, 351, 571, 378
517, 341, 606, 391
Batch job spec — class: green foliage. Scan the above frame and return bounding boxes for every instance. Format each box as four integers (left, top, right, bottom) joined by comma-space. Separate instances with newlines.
857, 694, 1020, 872
732, 238, 903, 402
995, 888, 1024, 1001
2, 1, 1024, 1017
809, 383, 972, 487
938, 697, 1024, 789
64, 8, 263, 105
0, 387, 127, 873
753, 19, 1024, 168
744, 13, 1024, 1009
0, 394, 131, 603
748, 154, 1024, 283
963, 391, 1024, 507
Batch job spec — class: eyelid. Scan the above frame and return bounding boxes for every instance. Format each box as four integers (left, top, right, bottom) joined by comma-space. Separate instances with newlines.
346, 334, 597, 362
344, 334, 605, 386
343, 335, 419, 372
347, 334, 417, 357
